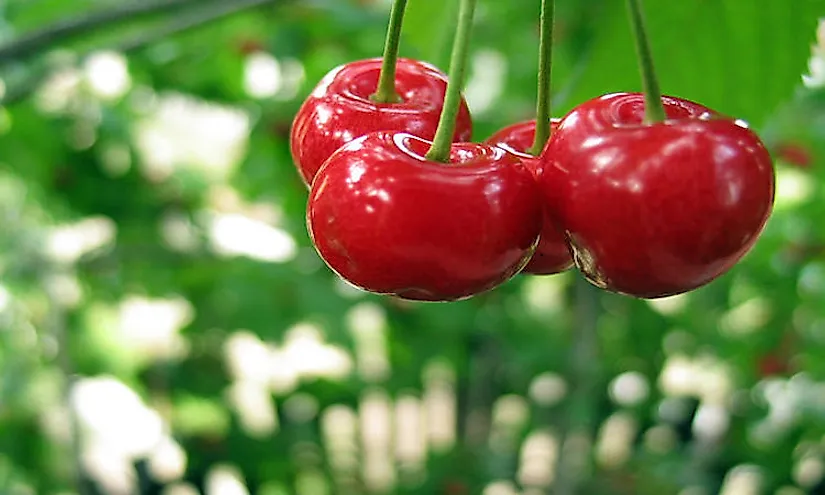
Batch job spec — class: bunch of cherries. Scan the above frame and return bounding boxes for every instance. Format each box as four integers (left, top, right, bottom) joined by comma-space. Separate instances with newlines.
290, 0, 775, 302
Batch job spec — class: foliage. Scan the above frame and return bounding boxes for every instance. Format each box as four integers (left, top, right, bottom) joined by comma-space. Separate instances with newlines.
0, 0, 824, 494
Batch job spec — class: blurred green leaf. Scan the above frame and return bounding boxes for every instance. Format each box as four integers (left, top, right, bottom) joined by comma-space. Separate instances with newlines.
555, 0, 821, 126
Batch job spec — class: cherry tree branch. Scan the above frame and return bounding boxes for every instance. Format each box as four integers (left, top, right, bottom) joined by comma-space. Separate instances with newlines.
554, 277, 602, 495
1, 0, 279, 105
0, 0, 207, 64
116, 0, 277, 52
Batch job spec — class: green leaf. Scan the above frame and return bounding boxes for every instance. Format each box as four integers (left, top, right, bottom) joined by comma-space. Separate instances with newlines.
402, 0, 457, 69
554, 0, 821, 127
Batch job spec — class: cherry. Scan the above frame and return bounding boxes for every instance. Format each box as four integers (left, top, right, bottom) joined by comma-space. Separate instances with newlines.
757, 353, 790, 377
775, 141, 813, 168
290, 58, 473, 187
539, 92, 775, 298
485, 119, 573, 275
236, 38, 265, 55
307, 131, 543, 301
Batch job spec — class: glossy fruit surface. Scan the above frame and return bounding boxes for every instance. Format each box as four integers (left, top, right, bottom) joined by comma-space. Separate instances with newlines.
539, 92, 775, 298
485, 119, 573, 275
307, 131, 543, 301
291, 58, 473, 187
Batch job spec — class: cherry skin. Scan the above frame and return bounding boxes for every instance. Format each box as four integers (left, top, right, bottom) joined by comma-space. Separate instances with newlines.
291, 58, 473, 187
485, 119, 573, 275
538, 92, 775, 298
307, 131, 543, 301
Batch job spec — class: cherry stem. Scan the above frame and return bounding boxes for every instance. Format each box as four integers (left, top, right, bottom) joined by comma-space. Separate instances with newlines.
626, 0, 666, 123
424, 0, 477, 163
527, 0, 554, 156
370, 0, 408, 104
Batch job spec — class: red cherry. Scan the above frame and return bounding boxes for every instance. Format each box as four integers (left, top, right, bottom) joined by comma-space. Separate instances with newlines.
757, 353, 789, 377
442, 480, 469, 495
774, 141, 813, 168
307, 131, 543, 301
485, 119, 573, 275
236, 38, 265, 55
290, 58, 473, 187
539, 92, 775, 298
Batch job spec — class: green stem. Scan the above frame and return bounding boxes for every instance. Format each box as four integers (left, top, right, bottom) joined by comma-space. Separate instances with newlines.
625, 0, 666, 123
424, 0, 477, 163
370, 0, 408, 103
528, 0, 555, 156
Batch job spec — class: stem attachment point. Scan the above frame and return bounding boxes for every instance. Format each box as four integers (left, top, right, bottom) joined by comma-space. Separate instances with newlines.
424, 0, 477, 163
528, 0, 555, 156
370, 0, 408, 104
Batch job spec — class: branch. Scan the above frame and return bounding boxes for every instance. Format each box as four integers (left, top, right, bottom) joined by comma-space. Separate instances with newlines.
0, 0, 205, 64
1, 0, 279, 106
42, 264, 86, 493
117, 0, 277, 53
553, 276, 602, 495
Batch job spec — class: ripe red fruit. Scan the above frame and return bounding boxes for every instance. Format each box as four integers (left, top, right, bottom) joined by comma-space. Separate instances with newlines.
538, 92, 775, 298
236, 38, 265, 55
774, 141, 813, 168
290, 58, 473, 187
485, 119, 573, 275
757, 353, 789, 377
307, 131, 543, 301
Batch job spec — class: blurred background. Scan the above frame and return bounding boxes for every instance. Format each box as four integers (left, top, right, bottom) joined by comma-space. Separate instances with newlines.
0, 0, 824, 494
